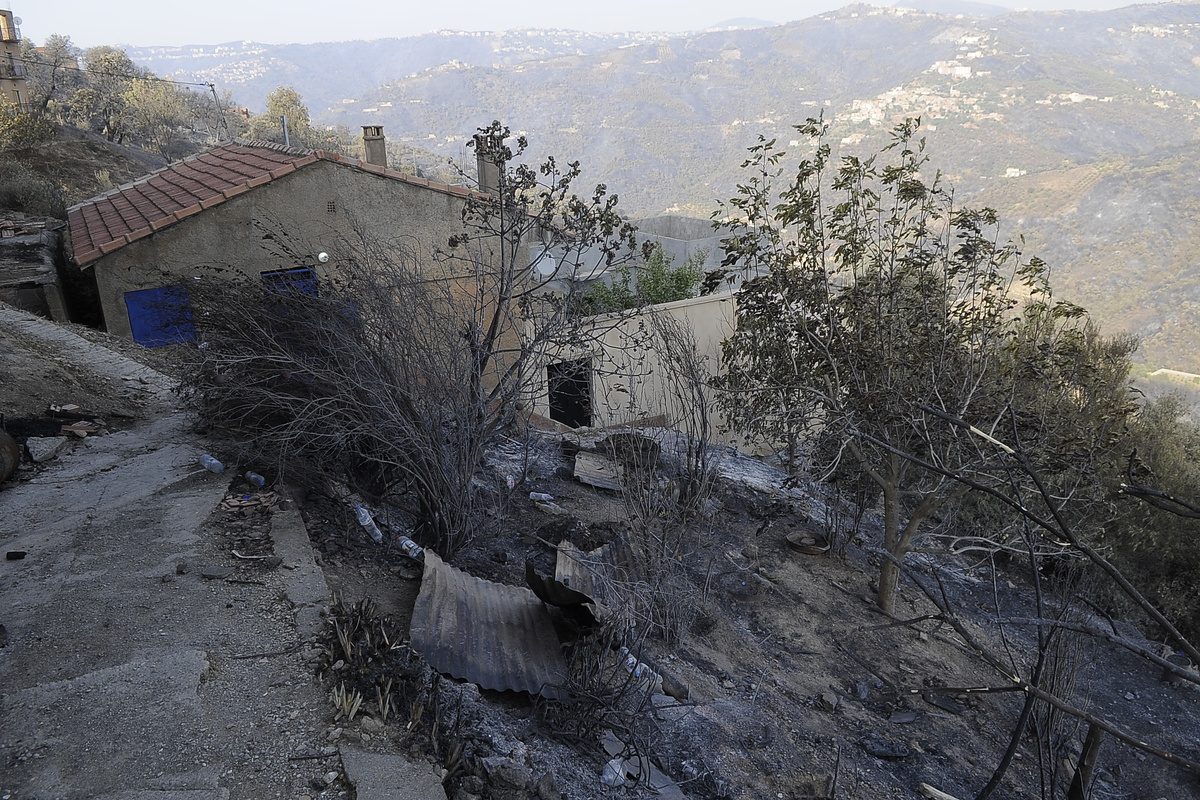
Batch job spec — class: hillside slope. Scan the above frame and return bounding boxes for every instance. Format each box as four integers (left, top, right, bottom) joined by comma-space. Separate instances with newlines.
127, 30, 672, 113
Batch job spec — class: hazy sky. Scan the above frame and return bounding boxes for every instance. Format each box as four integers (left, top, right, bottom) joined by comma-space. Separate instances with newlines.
13, 0, 1162, 48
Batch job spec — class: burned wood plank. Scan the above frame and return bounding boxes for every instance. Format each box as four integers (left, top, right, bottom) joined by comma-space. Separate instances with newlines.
574, 451, 623, 491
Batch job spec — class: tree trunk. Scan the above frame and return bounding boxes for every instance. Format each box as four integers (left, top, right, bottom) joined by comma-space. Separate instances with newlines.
1067, 723, 1104, 800
877, 482, 901, 615
878, 558, 901, 616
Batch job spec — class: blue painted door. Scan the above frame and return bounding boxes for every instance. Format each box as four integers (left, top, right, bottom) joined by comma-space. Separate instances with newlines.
124, 285, 196, 347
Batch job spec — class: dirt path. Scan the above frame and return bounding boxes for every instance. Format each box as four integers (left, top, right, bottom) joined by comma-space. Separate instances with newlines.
0, 306, 338, 800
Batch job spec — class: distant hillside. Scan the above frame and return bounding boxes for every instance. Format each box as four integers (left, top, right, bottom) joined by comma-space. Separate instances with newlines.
124, 3, 1200, 372
126, 30, 672, 113
325, 2, 1198, 371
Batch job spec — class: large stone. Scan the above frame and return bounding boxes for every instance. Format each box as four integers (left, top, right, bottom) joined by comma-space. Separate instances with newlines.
481, 755, 532, 790
25, 436, 69, 464
339, 746, 447, 800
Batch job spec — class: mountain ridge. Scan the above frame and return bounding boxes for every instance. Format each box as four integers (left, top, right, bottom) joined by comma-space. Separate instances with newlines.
126, 2, 1200, 371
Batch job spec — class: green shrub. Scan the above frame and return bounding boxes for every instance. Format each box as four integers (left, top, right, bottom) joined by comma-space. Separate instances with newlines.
0, 103, 56, 150
0, 160, 66, 218
582, 243, 702, 314
1103, 395, 1200, 639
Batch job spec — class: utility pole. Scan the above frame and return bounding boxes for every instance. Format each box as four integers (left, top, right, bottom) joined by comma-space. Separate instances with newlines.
281, 114, 290, 147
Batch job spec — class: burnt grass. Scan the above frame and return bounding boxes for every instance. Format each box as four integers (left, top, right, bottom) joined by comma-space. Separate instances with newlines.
292, 432, 1200, 800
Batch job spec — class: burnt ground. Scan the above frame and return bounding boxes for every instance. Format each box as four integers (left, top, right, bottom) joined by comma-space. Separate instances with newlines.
298, 432, 1200, 800
4, 306, 1196, 800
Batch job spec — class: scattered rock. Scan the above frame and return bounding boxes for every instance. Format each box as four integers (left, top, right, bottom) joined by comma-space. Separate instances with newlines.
922, 691, 968, 715
818, 691, 841, 712
24, 436, 68, 464
652, 693, 690, 723
661, 669, 690, 701
854, 681, 871, 701
482, 755, 532, 791
261, 556, 283, 570
860, 733, 913, 760
0, 623, 7, 648
889, 710, 920, 724
200, 565, 234, 580
175, 561, 189, 575
721, 678, 737, 691
534, 773, 565, 800
1124, 691, 1136, 701
457, 775, 485, 795
533, 500, 570, 516
361, 715, 384, 733
340, 745, 448, 800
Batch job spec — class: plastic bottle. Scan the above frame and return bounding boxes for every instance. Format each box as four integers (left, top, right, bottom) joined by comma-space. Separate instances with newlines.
353, 503, 384, 544
244, 471, 266, 488
617, 646, 663, 690
601, 758, 627, 788
198, 454, 225, 474
397, 536, 424, 562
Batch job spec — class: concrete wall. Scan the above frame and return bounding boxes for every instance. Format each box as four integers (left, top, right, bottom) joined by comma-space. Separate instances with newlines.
632, 215, 728, 274
88, 161, 474, 340
529, 292, 739, 445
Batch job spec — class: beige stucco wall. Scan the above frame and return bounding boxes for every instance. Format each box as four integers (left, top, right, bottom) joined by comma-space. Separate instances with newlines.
529, 292, 739, 445
87, 160, 475, 340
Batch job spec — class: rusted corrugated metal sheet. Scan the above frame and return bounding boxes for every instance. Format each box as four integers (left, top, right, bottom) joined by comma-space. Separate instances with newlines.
409, 550, 568, 698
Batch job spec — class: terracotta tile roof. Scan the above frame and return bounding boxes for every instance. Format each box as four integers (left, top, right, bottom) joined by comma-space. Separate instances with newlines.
67, 140, 480, 267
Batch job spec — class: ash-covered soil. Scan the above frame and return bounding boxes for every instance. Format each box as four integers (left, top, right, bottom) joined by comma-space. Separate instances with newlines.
291, 430, 1200, 800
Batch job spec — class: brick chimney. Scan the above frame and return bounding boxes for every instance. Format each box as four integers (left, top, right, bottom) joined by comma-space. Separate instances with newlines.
473, 133, 500, 195
362, 125, 387, 168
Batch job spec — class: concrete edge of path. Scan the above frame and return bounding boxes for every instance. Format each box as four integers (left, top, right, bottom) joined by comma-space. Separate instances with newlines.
270, 500, 331, 640
339, 745, 448, 800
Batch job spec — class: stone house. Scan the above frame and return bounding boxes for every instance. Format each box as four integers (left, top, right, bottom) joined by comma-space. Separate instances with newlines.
530, 292, 739, 445
64, 132, 481, 346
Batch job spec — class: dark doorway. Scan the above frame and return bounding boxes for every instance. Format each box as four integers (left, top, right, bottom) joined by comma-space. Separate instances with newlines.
547, 359, 593, 428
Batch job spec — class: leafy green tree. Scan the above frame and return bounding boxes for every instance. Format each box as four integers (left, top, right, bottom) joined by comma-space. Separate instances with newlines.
122, 80, 189, 157
247, 86, 324, 147
583, 243, 702, 314
715, 118, 1100, 614
20, 34, 80, 117
72, 46, 143, 142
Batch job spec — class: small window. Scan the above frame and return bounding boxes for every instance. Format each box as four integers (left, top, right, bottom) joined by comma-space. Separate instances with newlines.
124, 286, 196, 348
547, 358, 593, 428
261, 266, 319, 297
326, 200, 336, 214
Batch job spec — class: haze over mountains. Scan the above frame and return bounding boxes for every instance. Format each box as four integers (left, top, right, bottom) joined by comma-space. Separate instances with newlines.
128, 2, 1200, 372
